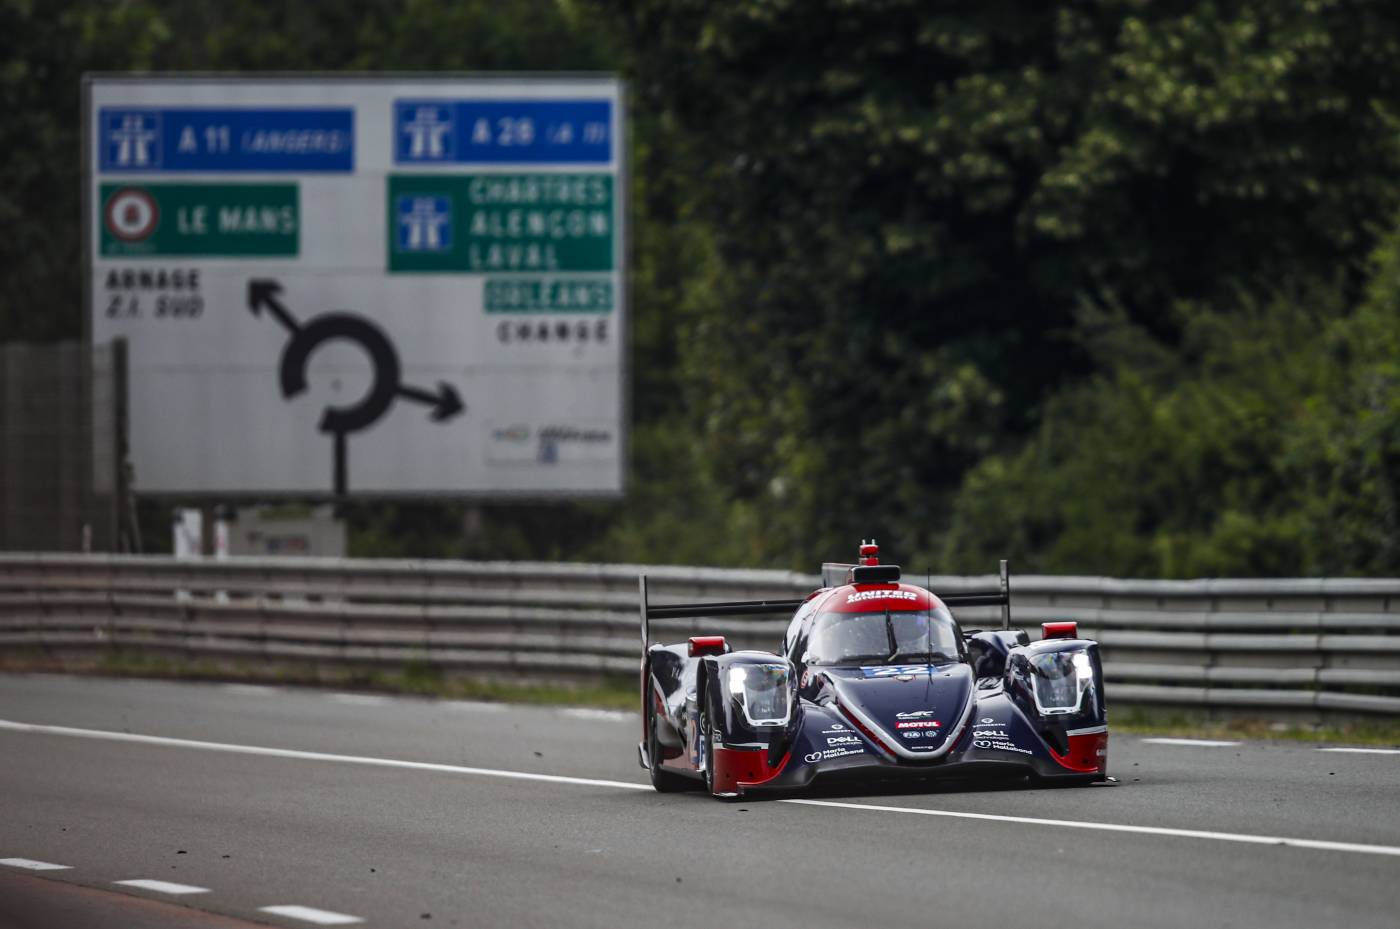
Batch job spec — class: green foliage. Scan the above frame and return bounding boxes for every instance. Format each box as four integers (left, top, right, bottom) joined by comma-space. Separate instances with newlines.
945, 230, 1400, 577
582, 0, 1400, 570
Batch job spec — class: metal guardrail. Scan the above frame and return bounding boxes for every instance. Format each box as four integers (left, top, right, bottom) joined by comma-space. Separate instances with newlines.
1, 554, 1398, 717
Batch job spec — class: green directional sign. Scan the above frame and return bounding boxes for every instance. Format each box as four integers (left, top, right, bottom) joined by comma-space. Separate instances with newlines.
483, 277, 614, 313
388, 173, 614, 273
99, 183, 299, 257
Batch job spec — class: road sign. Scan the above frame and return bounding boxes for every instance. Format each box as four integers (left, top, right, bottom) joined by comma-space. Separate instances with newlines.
100, 183, 299, 257
86, 75, 626, 497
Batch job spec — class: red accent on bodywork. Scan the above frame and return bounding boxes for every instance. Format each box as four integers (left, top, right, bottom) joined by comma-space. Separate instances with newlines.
859, 542, 880, 566
711, 747, 790, 794
688, 635, 728, 657
835, 701, 900, 758
1041, 621, 1079, 640
1051, 731, 1107, 774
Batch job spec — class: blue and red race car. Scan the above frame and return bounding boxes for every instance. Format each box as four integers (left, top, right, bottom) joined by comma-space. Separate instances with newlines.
638, 542, 1108, 799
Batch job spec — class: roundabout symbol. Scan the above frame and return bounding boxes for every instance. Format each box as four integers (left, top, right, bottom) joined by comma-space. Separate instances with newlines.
248, 279, 465, 495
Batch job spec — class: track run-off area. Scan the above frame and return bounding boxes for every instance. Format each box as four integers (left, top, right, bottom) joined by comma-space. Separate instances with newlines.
1, 674, 1397, 928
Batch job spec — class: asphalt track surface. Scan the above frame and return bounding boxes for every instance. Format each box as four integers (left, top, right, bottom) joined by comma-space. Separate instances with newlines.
1, 674, 1398, 929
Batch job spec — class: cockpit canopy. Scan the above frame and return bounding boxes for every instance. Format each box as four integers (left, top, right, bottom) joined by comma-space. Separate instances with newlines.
805, 604, 963, 667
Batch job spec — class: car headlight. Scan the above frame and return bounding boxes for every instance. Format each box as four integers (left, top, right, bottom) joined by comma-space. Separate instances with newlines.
725, 663, 793, 727
1027, 649, 1096, 716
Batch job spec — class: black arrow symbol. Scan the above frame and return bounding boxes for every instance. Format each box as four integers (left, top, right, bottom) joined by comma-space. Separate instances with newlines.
397, 382, 465, 422
248, 279, 301, 334
247, 278, 467, 495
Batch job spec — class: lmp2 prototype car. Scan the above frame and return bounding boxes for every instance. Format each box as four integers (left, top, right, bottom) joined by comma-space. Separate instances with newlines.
637, 542, 1108, 799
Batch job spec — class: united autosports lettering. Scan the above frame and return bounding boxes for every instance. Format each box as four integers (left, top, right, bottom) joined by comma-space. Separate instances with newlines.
847, 590, 917, 604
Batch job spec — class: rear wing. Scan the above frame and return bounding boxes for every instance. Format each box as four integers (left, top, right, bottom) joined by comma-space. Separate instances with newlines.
939, 560, 1012, 631
638, 575, 803, 649
638, 560, 1012, 649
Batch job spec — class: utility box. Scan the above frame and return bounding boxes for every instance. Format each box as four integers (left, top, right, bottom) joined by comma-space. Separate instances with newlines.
226, 505, 345, 558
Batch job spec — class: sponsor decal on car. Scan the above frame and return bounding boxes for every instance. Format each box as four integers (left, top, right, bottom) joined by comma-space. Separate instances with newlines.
805, 747, 865, 763
973, 739, 1032, 755
973, 729, 1010, 739
861, 665, 930, 679
895, 720, 941, 729
847, 590, 918, 604
895, 710, 937, 720
827, 735, 862, 746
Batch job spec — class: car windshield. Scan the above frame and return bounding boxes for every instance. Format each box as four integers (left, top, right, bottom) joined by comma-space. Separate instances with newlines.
806, 607, 963, 667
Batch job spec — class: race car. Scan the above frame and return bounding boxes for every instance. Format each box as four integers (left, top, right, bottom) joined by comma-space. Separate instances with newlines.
637, 541, 1108, 799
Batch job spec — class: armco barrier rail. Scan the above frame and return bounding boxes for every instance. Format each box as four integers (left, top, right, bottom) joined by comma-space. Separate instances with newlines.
1, 554, 1398, 718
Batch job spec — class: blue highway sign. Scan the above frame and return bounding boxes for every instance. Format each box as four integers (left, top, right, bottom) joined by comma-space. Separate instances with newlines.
394, 99, 611, 164
99, 107, 355, 173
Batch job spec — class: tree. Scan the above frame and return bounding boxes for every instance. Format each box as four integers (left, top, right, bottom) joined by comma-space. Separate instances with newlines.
944, 222, 1400, 577
586, 0, 1400, 568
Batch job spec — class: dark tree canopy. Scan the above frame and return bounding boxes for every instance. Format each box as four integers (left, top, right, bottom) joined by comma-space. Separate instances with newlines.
585, 0, 1400, 571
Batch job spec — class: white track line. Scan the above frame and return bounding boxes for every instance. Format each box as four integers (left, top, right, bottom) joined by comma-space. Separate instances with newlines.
440, 700, 508, 712
1317, 747, 1400, 755
0, 857, 70, 870
258, 904, 364, 925
560, 708, 632, 722
5, 718, 1400, 859
782, 798, 1400, 857
114, 878, 210, 895
223, 684, 278, 696
0, 718, 649, 792
327, 694, 386, 706
1140, 737, 1241, 747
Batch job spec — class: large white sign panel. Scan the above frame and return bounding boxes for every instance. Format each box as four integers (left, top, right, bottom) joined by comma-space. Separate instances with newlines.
86, 75, 626, 496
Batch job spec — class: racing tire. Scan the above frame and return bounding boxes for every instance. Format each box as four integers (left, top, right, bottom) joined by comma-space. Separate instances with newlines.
646, 692, 689, 793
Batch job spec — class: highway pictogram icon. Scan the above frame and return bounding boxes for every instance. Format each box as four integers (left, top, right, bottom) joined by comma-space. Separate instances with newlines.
247, 279, 464, 495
